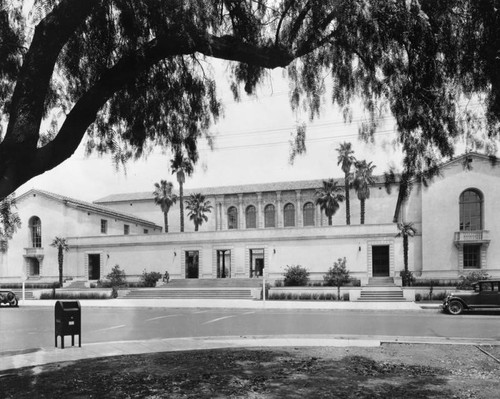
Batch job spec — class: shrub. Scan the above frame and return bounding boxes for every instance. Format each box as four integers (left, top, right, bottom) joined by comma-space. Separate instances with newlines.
140, 270, 163, 287
343, 292, 350, 301
274, 280, 283, 287
106, 265, 127, 287
456, 270, 489, 289
400, 270, 416, 286
299, 292, 312, 300
0, 282, 61, 289
415, 293, 422, 302
40, 291, 111, 300
350, 279, 361, 287
323, 257, 350, 300
283, 265, 310, 287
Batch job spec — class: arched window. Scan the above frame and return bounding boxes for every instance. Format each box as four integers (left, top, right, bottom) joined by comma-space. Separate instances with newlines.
459, 189, 483, 231
227, 206, 238, 230
264, 204, 275, 228
246, 205, 256, 228
284, 203, 295, 227
303, 202, 315, 226
29, 216, 42, 248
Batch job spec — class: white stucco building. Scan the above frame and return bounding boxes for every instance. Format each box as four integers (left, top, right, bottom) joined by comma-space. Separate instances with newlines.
1, 152, 498, 285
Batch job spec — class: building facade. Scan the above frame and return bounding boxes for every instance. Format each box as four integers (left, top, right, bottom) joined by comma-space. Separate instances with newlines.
0, 153, 499, 285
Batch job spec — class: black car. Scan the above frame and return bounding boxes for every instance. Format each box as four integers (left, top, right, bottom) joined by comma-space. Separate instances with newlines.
442, 280, 500, 315
0, 290, 19, 307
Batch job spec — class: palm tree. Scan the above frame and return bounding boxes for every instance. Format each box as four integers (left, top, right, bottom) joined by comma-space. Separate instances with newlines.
336, 142, 356, 225
185, 193, 213, 231
170, 152, 194, 233
352, 160, 376, 224
396, 222, 417, 273
153, 180, 178, 232
315, 179, 345, 225
51, 237, 69, 286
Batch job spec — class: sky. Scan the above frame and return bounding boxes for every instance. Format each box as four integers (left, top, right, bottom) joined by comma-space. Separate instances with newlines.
17, 64, 404, 203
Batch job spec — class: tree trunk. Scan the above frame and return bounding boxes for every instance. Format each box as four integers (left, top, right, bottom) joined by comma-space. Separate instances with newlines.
344, 174, 350, 225
179, 182, 184, 232
328, 215, 332, 226
164, 212, 168, 233
403, 235, 409, 272
337, 285, 341, 301
195, 223, 199, 232
58, 248, 63, 286
360, 199, 365, 224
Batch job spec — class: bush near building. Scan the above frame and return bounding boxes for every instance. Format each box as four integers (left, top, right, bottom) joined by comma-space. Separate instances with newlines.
323, 257, 351, 300
456, 270, 489, 289
141, 270, 163, 287
283, 265, 310, 286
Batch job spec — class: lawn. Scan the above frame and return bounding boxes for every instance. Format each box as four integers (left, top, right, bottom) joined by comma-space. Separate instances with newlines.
1, 344, 499, 398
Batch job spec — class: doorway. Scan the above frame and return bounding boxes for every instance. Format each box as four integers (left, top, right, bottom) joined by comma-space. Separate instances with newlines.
88, 254, 101, 280
250, 249, 264, 277
217, 250, 231, 278
185, 251, 199, 279
27, 257, 40, 277
372, 245, 390, 277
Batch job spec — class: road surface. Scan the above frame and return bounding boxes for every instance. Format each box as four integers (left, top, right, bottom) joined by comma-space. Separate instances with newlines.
1, 306, 499, 352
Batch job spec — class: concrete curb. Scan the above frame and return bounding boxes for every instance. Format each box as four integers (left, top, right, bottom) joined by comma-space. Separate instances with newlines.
18, 299, 435, 311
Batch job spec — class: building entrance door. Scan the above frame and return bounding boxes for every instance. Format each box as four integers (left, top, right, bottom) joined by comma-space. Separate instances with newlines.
217, 250, 231, 278
185, 251, 199, 279
250, 249, 264, 277
88, 254, 101, 280
372, 245, 390, 277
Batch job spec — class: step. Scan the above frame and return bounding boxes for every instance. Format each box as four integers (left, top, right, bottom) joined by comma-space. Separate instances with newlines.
161, 278, 262, 288
122, 288, 254, 300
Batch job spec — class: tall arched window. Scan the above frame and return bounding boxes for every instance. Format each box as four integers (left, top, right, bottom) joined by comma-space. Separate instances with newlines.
303, 202, 315, 226
284, 203, 295, 227
459, 189, 483, 231
264, 204, 275, 228
29, 216, 42, 248
227, 206, 238, 230
246, 205, 257, 228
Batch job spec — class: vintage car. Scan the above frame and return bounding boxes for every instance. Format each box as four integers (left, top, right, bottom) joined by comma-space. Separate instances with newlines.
442, 280, 500, 315
0, 290, 19, 307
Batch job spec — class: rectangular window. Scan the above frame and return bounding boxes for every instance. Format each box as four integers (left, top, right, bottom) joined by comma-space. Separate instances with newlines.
124, 224, 130, 235
463, 244, 481, 269
100, 219, 108, 234
144, 229, 149, 234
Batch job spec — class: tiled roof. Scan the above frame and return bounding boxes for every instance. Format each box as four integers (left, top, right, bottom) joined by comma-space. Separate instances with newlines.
94, 176, 389, 203
17, 189, 162, 229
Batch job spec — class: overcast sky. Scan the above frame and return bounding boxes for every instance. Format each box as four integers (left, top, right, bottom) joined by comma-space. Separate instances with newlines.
18, 65, 403, 202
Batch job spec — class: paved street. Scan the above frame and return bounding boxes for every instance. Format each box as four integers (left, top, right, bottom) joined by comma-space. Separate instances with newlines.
1, 306, 500, 353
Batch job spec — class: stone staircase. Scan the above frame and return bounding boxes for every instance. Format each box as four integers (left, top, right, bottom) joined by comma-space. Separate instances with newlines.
63, 280, 88, 289
157, 278, 262, 288
357, 277, 407, 302
121, 278, 262, 300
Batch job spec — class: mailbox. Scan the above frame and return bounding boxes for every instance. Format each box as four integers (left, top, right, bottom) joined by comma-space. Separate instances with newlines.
55, 300, 81, 349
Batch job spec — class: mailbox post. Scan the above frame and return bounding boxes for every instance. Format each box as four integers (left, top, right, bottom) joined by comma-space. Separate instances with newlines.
55, 301, 81, 349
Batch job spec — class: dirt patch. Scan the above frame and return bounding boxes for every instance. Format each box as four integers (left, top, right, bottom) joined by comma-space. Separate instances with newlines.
1, 344, 499, 398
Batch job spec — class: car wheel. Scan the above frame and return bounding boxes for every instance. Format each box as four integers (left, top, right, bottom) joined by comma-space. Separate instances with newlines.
8, 295, 18, 307
448, 300, 464, 315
